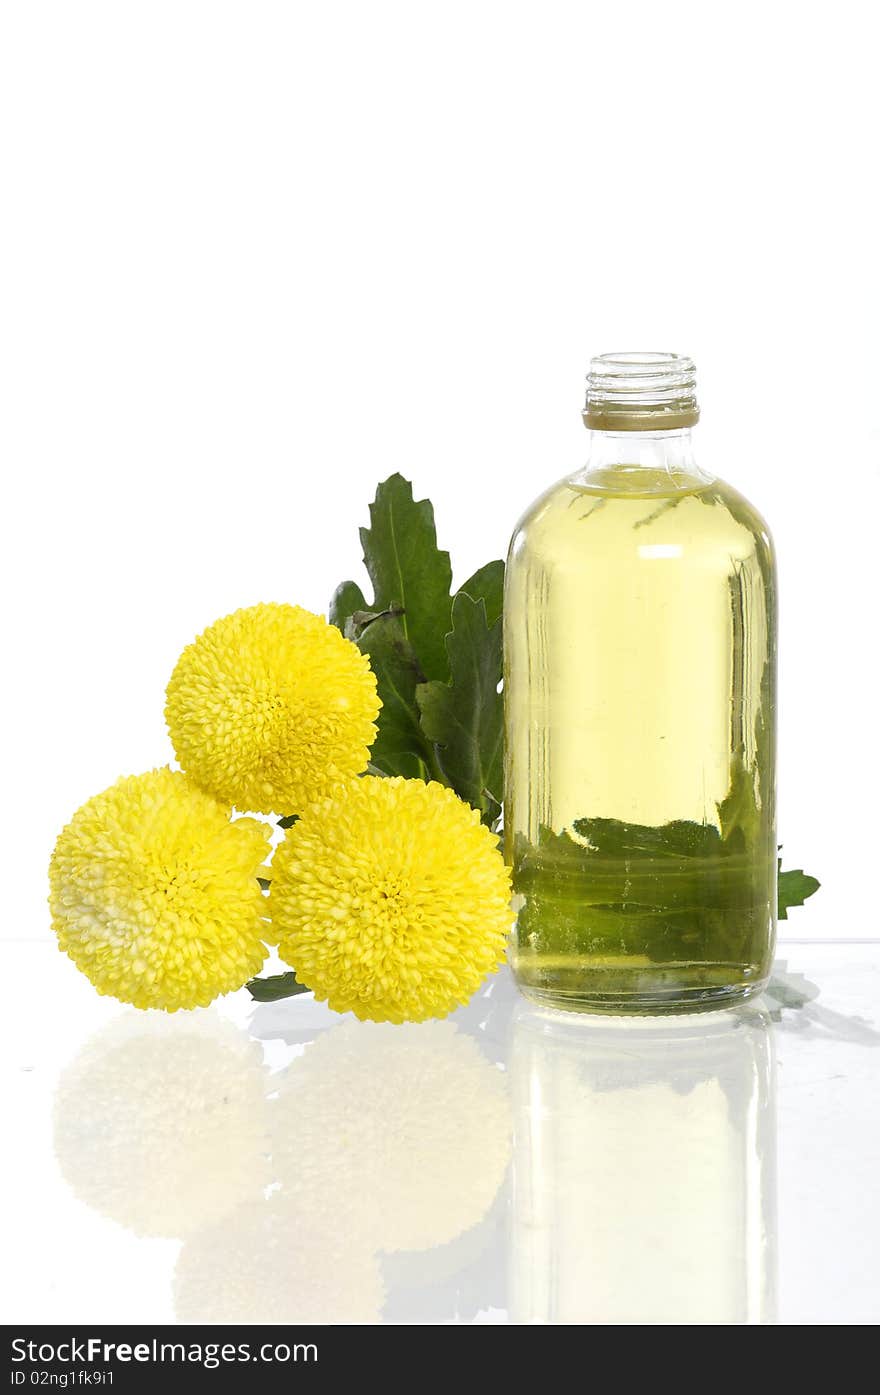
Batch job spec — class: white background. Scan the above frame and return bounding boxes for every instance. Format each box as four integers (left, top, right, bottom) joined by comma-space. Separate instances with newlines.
2, 0, 878, 944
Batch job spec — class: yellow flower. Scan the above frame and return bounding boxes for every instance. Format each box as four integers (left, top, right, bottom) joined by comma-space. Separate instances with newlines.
165, 602, 380, 815
49, 769, 271, 1010
271, 776, 512, 1023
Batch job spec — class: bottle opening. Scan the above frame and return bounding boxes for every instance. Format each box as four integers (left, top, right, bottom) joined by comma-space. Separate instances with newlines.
584, 351, 699, 431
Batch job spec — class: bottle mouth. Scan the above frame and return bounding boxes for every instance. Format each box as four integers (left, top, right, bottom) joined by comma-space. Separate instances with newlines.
584, 351, 699, 431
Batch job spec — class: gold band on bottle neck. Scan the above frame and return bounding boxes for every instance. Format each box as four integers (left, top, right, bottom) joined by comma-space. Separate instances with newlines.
583, 403, 700, 431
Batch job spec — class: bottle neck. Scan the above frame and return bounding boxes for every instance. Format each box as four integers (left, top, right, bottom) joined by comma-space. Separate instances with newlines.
579, 427, 708, 494
585, 427, 696, 472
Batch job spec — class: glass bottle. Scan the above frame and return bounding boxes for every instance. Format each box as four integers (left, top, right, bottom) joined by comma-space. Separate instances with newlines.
504, 352, 777, 1013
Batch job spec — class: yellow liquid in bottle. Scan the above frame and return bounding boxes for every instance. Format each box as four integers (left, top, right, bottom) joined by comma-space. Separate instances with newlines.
504, 465, 776, 1014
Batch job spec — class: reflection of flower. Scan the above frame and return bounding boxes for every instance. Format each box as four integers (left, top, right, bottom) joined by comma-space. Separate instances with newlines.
174, 1196, 383, 1325
53, 1011, 269, 1238
271, 776, 511, 1022
271, 1019, 511, 1251
49, 769, 270, 1010
381, 1185, 509, 1323
165, 603, 380, 815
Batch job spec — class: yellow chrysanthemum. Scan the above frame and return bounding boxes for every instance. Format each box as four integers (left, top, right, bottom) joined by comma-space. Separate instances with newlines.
271, 776, 512, 1023
165, 602, 380, 815
49, 768, 271, 1010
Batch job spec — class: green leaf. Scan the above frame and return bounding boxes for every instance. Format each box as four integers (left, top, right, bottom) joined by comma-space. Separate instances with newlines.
277, 814, 298, 829
416, 593, 503, 825
328, 479, 507, 793
358, 474, 453, 682
510, 816, 821, 976
343, 606, 403, 641
513, 822, 759, 914
717, 746, 760, 848
457, 559, 505, 628
328, 579, 367, 634
246, 971, 310, 1002
777, 865, 821, 920
572, 816, 723, 860
354, 610, 439, 780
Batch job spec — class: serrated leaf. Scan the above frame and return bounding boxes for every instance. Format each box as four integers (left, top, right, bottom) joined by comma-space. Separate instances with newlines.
510, 817, 821, 979
416, 593, 502, 825
358, 474, 453, 681
246, 971, 310, 1002
329, 579, 367, 633
329, 479, 506, 791
777, 865, 821, 920
356, 610, 438, 779
457, 559, 505, 627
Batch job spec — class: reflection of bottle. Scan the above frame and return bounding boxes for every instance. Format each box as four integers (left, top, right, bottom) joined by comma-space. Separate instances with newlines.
510, 1004, 776, 1324
504, 352, 777, 1013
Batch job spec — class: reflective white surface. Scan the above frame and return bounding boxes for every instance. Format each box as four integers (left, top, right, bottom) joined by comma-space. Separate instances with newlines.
3, 941, 878, 1324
